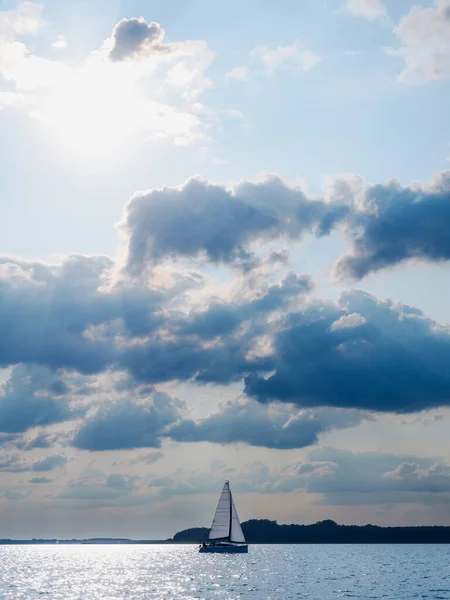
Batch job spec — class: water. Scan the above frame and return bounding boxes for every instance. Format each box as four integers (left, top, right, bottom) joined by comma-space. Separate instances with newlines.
0, 544, 449, 599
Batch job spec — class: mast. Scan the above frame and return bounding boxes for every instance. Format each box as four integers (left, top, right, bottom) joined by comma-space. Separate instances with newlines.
228, 487, 232, 541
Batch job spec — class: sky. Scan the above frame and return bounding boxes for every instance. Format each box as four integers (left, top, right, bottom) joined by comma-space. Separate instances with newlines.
1, 0, 450, 539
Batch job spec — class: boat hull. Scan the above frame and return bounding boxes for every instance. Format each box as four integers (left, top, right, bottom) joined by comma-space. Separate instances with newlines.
199, 544, 248, 553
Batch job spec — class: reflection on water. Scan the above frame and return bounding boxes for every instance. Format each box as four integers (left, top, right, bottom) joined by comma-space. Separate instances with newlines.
0, 544, 449, 599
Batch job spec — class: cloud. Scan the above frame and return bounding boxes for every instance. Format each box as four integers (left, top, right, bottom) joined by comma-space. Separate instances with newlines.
29, 476, 52, 484
0, 12, 215, 148
225, 67, 249, 82
0, 453, 66, 472
132, 451, 163, 465
121, 176, 348, 273
245, 289, 450, 413
52, 35, 67, 50
0, 251, 272, 390
148, 445, 450, 504
2, 488, 30, 500
106, 273, 307, 388
3, 237, 450, 422
72, 392, 184, 451
32, 455, 67, 471
0, 365, 74, 433
108, 18, 168, 62
344, 0, 386, 21
0, 1, 44, 36
16, 432, 60, 451
330, 313, 367, 331
57, 472, 141, 507
252, 43, 321, 75
179, 272, 313, 340
0, 253, 165, 373
335, 171, 450, 279
388, 461, 420, 478
121, 170, 450, 278
149, 447, 449, 504
147, 459, 311, 498
389, 0, 450, 84
306, 447, 450, 504
2, 171, 450, 427
168, 399, 368, 449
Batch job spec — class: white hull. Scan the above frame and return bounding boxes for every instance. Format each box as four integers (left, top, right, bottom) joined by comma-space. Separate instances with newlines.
199, 543, 248, 553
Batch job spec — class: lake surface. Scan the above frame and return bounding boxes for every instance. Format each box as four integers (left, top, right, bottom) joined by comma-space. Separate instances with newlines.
0, 544, 449, 599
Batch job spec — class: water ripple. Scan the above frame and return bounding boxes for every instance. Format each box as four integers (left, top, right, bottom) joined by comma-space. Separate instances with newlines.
0, 544, 449, 599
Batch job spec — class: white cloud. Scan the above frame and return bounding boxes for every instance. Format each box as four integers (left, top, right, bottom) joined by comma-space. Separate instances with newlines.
253, 42, 321, 75
0, 1, 44, 36
389, 0, 450, 84
330, 313, 367, 331
0, 13, 216, 150
225, 66, 249, 82
344, 0, 386, 20
164, 40, 215, 100
52, 35, 67, 50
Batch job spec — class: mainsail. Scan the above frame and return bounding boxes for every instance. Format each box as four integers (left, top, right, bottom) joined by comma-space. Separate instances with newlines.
208, 481, 246, 544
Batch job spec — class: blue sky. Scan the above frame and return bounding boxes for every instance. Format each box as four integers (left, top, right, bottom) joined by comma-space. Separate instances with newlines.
1, 0, 450, 538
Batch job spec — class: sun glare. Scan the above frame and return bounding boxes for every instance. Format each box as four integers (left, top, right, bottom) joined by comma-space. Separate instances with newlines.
43, 65, 139, 152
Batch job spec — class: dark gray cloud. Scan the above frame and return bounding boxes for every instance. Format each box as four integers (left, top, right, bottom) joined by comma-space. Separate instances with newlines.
245, 289, 450, 413
121, 336, 273, 386
0, 255, 115, 373
29, 477, 52, 484
0, 433, 19, 447
0, 453, 67, 472
3, 254, 450, 427
336, 171, 450, 279
168, 401, 367, 449
70, 387, 367, 453
0, 254, 164, 373
121, 171, 450, 280
72, 392, 183, 451
2, 172, 450, 435
31, 454, 67, 472
108, 18, 167, 62
180, 272, 312, 340
0, 365, 73, 433
121, 176, 348, 274
119, 268, 308, 387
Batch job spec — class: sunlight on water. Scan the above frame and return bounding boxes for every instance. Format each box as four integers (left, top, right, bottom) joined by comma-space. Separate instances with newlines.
0, 544, 449, 599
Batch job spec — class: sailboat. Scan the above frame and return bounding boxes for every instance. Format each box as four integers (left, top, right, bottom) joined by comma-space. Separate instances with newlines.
199, 480, 248, 553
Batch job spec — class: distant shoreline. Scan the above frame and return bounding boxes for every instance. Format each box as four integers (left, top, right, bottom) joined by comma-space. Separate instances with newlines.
2, 540, 450, 545
171, 519, 450, 544
4, 519, 450, 544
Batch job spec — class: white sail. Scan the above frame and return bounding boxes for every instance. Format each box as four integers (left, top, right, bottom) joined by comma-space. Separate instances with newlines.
230, 493, 246, 543
208, 481, 231, 540
208, 481, 246, 543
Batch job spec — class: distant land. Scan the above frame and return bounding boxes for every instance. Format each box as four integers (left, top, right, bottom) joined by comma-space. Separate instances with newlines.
3, 520, 450, 544
173, 519, 450, 544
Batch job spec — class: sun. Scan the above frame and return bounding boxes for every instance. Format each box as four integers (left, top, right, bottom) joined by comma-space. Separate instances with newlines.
42, 63, 142, 153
